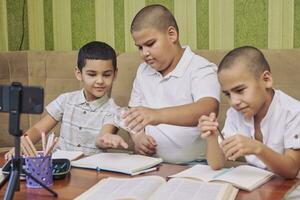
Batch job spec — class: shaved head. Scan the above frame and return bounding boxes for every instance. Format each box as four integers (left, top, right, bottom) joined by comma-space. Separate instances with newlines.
131, 4, 179, 34
218, 46, 270, 79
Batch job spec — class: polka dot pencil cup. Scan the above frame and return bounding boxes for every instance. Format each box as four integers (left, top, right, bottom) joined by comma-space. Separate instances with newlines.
25, 154, 53, 188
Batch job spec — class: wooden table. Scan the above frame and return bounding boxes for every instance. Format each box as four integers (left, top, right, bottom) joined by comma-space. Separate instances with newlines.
0, 156, 298, 200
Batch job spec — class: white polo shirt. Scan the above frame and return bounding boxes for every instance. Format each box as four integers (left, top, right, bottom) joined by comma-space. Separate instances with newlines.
129, 46, 220, 164
46, 90, 118, 155
222, 90, 300, 168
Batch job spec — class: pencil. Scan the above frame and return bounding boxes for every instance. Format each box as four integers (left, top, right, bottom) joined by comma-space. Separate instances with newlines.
20, 142, 30, 156
25, 135, 38, 156
216, 127, 225, 140
45, 132, 55, 155
41, 132, 46, 155
21, 137, 35, 157
45, 137, 59, 156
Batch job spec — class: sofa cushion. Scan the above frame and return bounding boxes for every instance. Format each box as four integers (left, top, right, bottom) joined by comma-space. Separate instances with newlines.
112, 52, 142, 107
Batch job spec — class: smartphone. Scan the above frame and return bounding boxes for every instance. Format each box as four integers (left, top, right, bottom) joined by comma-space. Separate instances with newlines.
0, 83, 44, 114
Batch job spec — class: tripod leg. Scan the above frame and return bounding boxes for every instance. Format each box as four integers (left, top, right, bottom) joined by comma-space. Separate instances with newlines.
4, 169, 19, 200
0, 174, 10, 189
23, 170, 57, 197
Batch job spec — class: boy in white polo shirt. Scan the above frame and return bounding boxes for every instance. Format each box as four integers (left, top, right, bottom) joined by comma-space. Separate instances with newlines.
198, 46, 300, 178
124, 4, 220, 164
5, 41, 128, 159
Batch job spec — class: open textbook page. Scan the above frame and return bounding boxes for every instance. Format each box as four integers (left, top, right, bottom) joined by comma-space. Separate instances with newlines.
71, 153, 163, 175
52, 150, 84, 161
149, 178, 237, 200
75, 176, 238, 200
75, 176, 165, 200
0, 168, 4, 183
170, 164, 274, 191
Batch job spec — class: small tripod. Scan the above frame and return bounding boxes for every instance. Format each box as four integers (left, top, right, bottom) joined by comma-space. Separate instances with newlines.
0, 82, 57, 199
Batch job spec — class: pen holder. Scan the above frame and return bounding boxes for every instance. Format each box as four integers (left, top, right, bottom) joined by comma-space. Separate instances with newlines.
24, 154, 53, 188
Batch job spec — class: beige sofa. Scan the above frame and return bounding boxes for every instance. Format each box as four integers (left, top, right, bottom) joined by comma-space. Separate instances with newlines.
1, 49, 300, 149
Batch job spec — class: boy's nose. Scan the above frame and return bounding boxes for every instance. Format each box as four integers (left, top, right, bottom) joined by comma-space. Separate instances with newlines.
230, 95, 241, 107
142, 49, 150, 57
96, 76, 104, 84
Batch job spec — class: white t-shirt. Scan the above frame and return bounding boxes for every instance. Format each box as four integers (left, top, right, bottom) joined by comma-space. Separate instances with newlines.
129, 46, 220, 163
222, 90, 300, 168
46, 90, 118, 155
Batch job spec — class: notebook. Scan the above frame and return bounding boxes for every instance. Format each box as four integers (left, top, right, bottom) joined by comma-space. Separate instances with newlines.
169, 164, 274, 191
0, 168, 4, 183
71, 153, 163, 176
52, 150, 84, 161
74, 176, 238, 200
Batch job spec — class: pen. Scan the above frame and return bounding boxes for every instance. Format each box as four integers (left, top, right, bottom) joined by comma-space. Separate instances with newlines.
216, 127, 225, 140
60, 163, 67, 170
131, 167, 158, 176
53, 164, 58, 173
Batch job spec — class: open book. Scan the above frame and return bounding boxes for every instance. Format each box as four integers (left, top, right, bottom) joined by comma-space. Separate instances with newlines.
169, 164, 274, 191
71, 153, 163, 176
52, 150, 84, 161
0, 168, 4, 183
75, 176, 238, 200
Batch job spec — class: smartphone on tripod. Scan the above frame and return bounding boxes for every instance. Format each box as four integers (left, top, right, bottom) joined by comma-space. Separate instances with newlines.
0, 84, 43, 114
0, 82, 57, 199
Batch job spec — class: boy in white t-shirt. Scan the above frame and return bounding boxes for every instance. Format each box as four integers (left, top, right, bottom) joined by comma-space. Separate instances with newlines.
198, 46, 300, 178
5, 41, 128, 159
124, 4, 220, 164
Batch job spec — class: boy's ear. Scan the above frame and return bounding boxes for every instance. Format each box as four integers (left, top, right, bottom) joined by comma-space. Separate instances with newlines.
74, 67, 83, 81
262, 71, 273, 88
167, 26, 178, 43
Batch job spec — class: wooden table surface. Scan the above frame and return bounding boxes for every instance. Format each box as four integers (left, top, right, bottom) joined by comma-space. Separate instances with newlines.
0, 155, 298, 200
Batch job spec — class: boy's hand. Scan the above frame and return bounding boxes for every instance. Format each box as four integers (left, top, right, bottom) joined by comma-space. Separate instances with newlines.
132, 132, 157, 156
221, 134, 263, 161
198, 112, 219, 139
4, 148, 15, 161
124, 106, 159, 134
97, 133, 128, 149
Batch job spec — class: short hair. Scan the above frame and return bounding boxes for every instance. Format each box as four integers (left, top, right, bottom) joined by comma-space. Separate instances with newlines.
130, 4, 179, 34
77, 41, 117, 71
218, 46, 270, 78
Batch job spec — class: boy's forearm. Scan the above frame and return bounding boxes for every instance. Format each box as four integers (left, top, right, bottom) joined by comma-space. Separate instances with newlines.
256, 146, 300, 178
158, 97, 219, 126
206, 136, 225, 169
24, 114, 59, 145
24, 126, 43, 144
